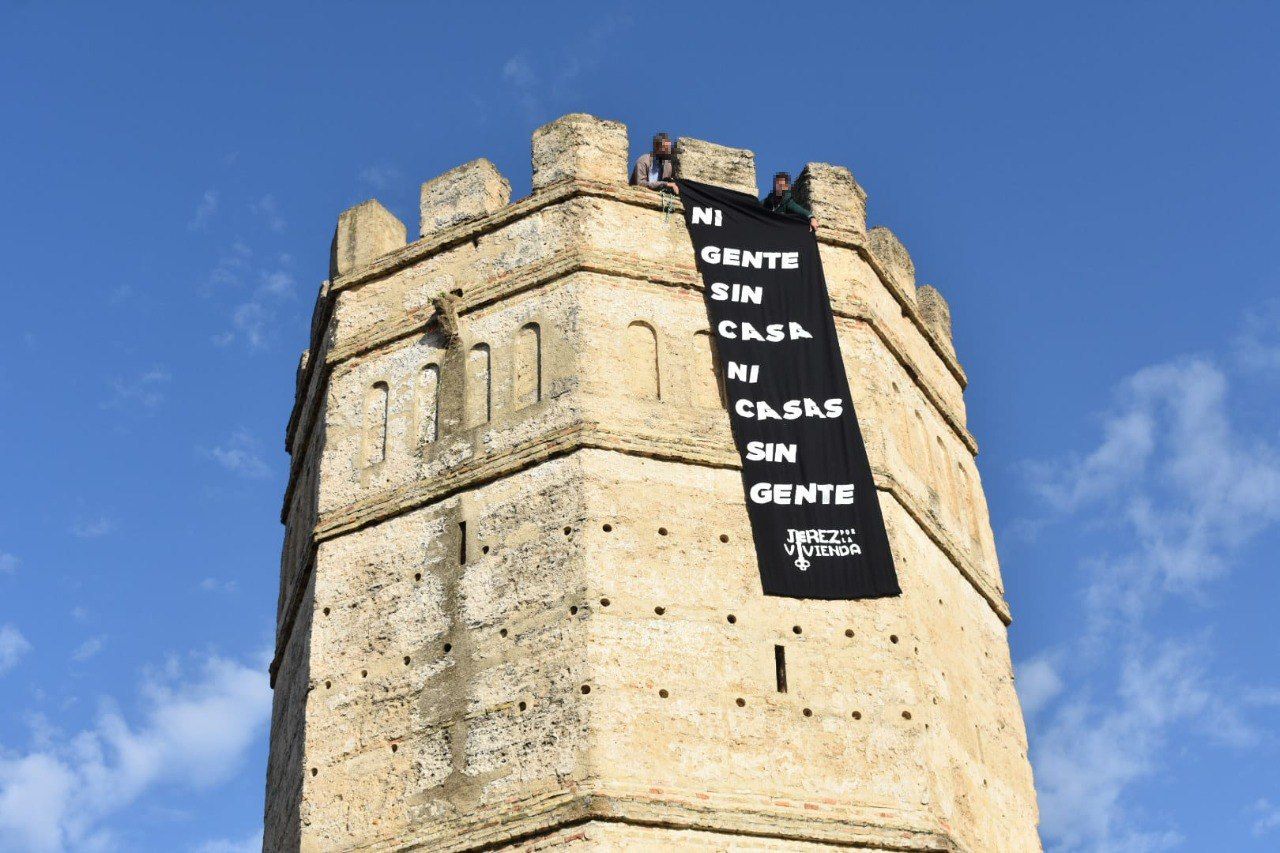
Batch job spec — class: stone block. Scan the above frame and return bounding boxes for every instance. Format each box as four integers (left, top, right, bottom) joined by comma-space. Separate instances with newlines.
532, 113, 628, 191
330, 200, 406, 278
917, 285, 954, 344
674, 137, 757, 197
796, 162, 868, 232
419, 158, 511, 237
867, 226, 916, 294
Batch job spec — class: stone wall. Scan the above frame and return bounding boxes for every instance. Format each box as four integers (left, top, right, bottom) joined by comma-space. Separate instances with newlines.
264, 113, 1039, 852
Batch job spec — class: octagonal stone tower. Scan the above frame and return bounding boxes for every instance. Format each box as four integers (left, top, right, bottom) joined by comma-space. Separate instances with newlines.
264, 113, 1041, 852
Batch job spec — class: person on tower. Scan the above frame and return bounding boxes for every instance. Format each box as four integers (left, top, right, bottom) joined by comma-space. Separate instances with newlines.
629, 131, 679, 195
761, 171, 818, 232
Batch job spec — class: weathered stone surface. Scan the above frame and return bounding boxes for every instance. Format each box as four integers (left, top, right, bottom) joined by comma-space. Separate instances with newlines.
867, 225, 916, 296
675, 136, 758, 196
917, 284, 954, 345
329, 199, 406, 278
532, 113, 628, 191
266, 115, 1040, 853
419, 157, 512, 237
796, 162, 868, 233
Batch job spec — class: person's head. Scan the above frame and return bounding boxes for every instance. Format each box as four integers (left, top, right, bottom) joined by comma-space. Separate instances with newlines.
652, 132, 672, 157
773, 172, 791, 194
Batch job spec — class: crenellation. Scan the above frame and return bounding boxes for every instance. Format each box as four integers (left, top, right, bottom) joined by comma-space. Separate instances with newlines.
531, 113, 629, 191
866, 225, 917, 298
330, 199, 407, 278
917, 284, 954, 348
674, 136, 758, 196
266, 112, 1039, 853
796, 162, 868, 233
419, 157, 512, 238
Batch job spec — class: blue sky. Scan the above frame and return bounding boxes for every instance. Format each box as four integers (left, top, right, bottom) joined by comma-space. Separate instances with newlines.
1, 2, 1277, 850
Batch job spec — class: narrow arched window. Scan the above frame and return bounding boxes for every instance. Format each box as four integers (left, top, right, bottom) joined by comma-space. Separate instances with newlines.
513, 323, 542, 407
466, 344, 491, 427
957, 463, 983, 554
363, 381, 389, 466
693, 330, 726, 409
416, 364, 440, 446
624, 321, 660, 400
911, 410, 931, 471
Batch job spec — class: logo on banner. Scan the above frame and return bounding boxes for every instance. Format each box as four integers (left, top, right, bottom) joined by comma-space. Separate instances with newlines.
783, 528, 862, 571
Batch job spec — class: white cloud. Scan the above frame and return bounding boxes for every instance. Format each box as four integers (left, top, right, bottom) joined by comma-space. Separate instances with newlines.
498, 13, 630, 121
501, 54, 540, 118
69, 517, 115, 539
202, 428, 271, 480
191, 830, 262, 853
0, 652, 270, 852
0, 625, 32, 675
102, 366, 171, 412
206, 242, 252, 293
1033, 358, 1280, 605
214, 259, 296, 350
1015, 656, 1064, 720
1251, 798, 1280, 837
1021, 348, 1280, 851
358, 163, 402, 191
1235, 298, 1280, 373
187, 190, 219, 231
250, 194, 286, 233
1032, 638, 1250, 851
0, 552, 18, 575
70, 637, 105, 663
198, 578, 238, 594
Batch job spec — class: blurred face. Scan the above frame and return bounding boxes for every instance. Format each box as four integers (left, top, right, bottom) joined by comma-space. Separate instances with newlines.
774, 176, 789, 194
655, 137, 672, 157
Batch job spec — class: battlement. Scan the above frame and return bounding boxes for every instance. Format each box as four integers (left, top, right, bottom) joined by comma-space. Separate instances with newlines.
327, 113, 908, 289
295, 114, 966, 457
265, 113, 1039, 853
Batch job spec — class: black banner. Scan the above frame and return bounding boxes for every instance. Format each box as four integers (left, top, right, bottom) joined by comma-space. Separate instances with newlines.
679, 179, 900, 600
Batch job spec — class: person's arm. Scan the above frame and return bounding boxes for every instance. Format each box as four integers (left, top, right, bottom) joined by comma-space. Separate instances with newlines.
784, 195, 814, 219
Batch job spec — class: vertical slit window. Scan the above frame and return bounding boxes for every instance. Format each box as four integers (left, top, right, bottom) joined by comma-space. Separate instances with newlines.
363, 382, 389, 466
417, 364, 440, 446
774, 644, 788, 693
623, 321, 660, 400
513, 323, 542, 407
467, 343, 491, 427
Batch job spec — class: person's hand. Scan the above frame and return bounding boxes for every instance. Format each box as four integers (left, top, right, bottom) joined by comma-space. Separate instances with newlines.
809, 217, 818, 232
666, 182, 679, 195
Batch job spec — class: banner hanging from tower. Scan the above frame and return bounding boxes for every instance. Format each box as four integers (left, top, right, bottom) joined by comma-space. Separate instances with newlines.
678, 179, 900, 600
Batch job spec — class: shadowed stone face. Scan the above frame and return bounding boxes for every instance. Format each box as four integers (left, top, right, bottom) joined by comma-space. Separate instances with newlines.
867, 225, 917, 296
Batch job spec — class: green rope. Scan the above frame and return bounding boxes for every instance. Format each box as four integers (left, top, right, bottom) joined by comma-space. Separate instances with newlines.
660, 188, 676, 222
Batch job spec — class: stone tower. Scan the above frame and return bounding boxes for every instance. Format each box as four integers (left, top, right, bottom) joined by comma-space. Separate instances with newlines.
264, 114, 1041, 852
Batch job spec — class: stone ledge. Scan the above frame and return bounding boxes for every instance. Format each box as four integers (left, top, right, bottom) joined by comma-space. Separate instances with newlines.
270, 425, 1009, 685
308, 422, 1005, 618
345, 788, 959, 852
